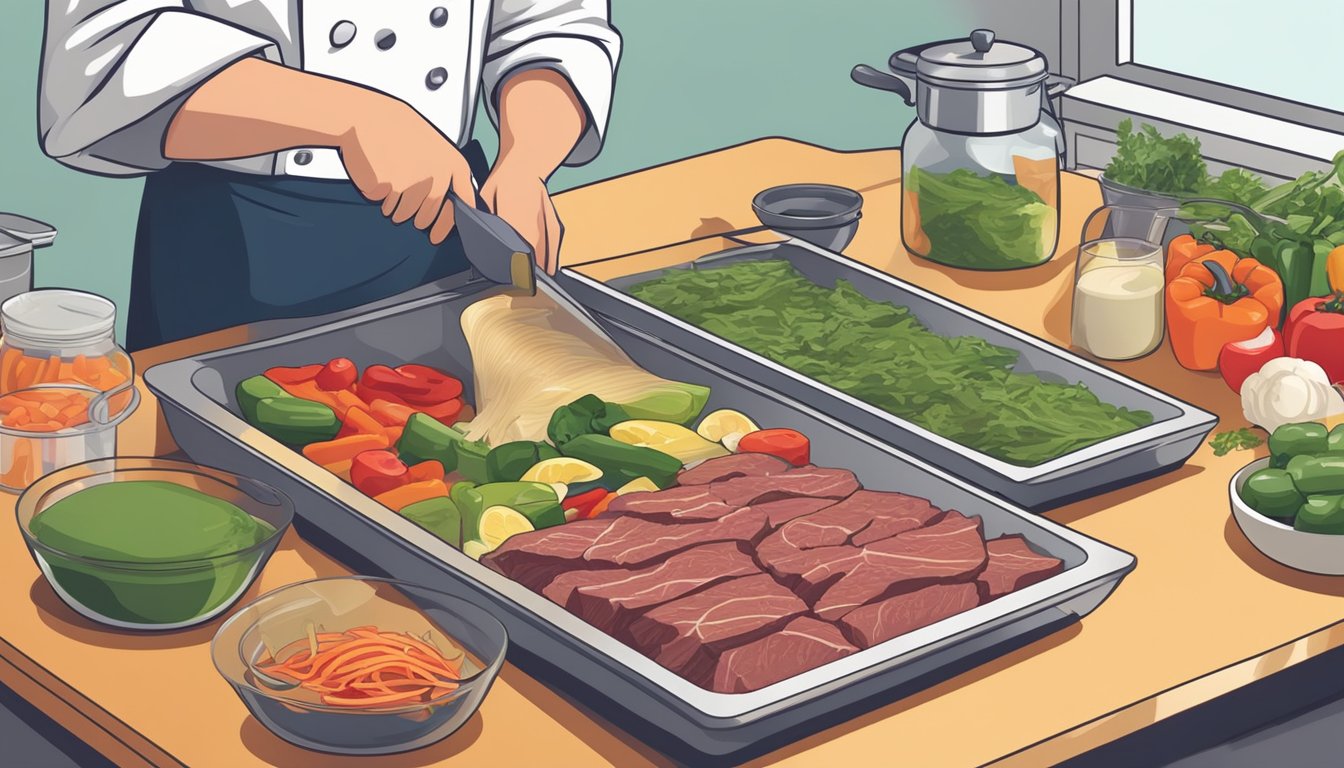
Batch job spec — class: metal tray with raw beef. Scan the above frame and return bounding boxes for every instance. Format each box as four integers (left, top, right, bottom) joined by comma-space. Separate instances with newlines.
557, 239, 1218, 510
145, 275, 1135, 763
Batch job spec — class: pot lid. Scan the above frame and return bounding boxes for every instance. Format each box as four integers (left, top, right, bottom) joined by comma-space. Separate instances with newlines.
2, 289, 116, 344
0, 231, 28, 260
916, 29, 1047, 87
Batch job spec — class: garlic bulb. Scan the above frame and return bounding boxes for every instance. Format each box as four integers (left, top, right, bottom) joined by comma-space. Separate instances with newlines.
1241, 357, 1344, 432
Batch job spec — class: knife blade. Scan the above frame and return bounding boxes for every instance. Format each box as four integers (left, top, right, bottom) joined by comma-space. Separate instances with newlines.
450, 192, 537, 294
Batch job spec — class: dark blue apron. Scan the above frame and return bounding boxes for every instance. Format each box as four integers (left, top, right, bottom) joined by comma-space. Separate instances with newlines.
126, 141, 490, 351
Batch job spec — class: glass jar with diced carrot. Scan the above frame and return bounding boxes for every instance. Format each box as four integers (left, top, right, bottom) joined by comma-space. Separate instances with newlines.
0, 291, 138, 491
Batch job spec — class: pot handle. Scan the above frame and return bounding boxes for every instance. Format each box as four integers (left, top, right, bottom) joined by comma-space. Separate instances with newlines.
1045, 73, 1075, 99
850, 64, 915, 106
887, 48, 920, 76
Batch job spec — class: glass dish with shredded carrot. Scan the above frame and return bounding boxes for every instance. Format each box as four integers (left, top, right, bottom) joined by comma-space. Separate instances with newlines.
255, 625, 468, 709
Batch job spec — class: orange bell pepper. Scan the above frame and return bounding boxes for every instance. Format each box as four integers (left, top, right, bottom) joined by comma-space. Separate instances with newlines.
1165, 234, 1217, 283
1166, 249, 1284, 371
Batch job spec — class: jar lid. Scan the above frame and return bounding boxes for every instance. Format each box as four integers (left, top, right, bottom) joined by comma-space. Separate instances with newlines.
1, 290, 116, 345
917, 29, 1047, 88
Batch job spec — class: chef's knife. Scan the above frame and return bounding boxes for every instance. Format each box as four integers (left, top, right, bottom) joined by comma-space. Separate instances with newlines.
450, 192, 536, 295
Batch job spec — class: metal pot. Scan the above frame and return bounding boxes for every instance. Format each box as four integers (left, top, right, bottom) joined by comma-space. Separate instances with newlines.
0, 214, 57, 307
852, 29, 1072, 137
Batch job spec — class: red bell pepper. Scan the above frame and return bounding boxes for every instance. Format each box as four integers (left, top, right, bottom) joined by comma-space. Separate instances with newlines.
358, 364, 462, 407
737, 429, 811, 466
1218, 327, 1284, 394
315, 357, 358, 391
264, 364, 323, 385
1286, 295, 1344, 385
417, 398, 463, 426
351, 450, 410, 497
563, 488, 609, 520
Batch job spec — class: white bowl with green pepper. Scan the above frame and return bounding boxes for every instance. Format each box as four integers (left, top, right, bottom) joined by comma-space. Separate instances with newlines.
1231, 422, 1344, 574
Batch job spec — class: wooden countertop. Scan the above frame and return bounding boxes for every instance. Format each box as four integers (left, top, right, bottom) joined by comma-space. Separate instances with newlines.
3, 138, 1341, 767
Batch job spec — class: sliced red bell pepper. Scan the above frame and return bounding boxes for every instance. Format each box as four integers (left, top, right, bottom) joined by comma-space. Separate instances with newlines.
358, 364, 462, 407
351, 450, 410, 497
563, 488, 609, 520
315, 357, 358, 391
264, 364, 323, 386
417, 398, 463, 426
737, 429, 811, 466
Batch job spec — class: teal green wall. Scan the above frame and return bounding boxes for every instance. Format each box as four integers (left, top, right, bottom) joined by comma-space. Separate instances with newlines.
3, 1, 974, 341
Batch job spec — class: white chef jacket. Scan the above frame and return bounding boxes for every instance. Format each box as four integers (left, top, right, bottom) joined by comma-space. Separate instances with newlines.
38, 0, 620, 179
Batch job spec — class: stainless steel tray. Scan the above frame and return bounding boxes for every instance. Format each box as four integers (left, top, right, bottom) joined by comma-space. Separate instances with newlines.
145, 280, 1135, 763
558, 240, 1218, 510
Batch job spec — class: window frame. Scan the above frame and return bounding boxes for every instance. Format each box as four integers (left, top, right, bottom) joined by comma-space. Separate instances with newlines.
1058, 0, 1344, 175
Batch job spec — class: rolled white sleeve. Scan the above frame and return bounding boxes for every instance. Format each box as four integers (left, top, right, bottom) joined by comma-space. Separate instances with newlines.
483, 0, 621, 166
39, 4, 279, 176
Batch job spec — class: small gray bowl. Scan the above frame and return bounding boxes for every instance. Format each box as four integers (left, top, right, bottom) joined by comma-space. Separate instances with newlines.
752, 184, 863, 252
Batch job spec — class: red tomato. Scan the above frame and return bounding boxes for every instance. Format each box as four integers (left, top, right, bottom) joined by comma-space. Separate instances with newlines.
1217, 327, 1284, 394
358, 365, 462, 407
351, 450, 410, 497
737, 429, 811, 466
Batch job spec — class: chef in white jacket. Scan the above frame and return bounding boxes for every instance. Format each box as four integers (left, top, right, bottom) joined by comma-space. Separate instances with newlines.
39, 1, 621, 349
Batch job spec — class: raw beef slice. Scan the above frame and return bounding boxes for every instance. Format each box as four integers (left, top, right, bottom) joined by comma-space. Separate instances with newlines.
483, 518, 615, 592
603, 484, 735, 522
838, 583, 981, 649
747, 497, 836, 529
570, 542, 761, 637
812, 512, 988, 620
676, 452, 791, 486
583, 507, 768, 568
769, 490, 943, 552
711, 466, 860, 507
977, 535, 1064, 600
626, 574, 808, 686
711, 616, 858, 693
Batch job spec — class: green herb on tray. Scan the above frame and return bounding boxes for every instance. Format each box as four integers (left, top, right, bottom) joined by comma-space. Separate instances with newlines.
908, 167, 1054, 269
1209, 427, 1264, 457
629, 259, 1154, 467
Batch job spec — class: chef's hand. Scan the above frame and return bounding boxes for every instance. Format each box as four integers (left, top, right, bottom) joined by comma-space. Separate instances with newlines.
480, 166, 563, 274
339, 99, 476, 244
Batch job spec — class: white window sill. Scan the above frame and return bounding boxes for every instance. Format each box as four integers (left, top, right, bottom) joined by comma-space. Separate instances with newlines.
1059, 76, 1342, 179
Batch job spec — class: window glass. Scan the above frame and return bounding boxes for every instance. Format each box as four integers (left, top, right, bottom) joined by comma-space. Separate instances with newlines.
1129, 0, 1344, 113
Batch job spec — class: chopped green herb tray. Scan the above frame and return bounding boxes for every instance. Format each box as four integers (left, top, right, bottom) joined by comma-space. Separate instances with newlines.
629, 259, 1154, 466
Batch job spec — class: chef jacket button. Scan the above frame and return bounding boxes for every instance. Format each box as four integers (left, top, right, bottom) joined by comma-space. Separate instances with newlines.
430, 7, 449, 27
426, 67, 448, 90
375, 29, 397, 50
293, 150, 313, 166
330, 20, 356, 48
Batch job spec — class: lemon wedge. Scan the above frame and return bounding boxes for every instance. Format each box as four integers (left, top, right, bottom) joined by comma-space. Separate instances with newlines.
615, 477, 660, 495
478, 505, 535, 548
697, 409, 760, 444
609, 420, 729, 464
521, 457, 603, 485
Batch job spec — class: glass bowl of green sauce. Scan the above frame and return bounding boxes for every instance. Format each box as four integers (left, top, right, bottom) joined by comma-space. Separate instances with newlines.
16, 457, 293, 630
212, 577, 507, 755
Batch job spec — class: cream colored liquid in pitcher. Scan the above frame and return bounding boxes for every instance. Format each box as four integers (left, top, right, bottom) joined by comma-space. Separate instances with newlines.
1072, 241, 1164, 361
